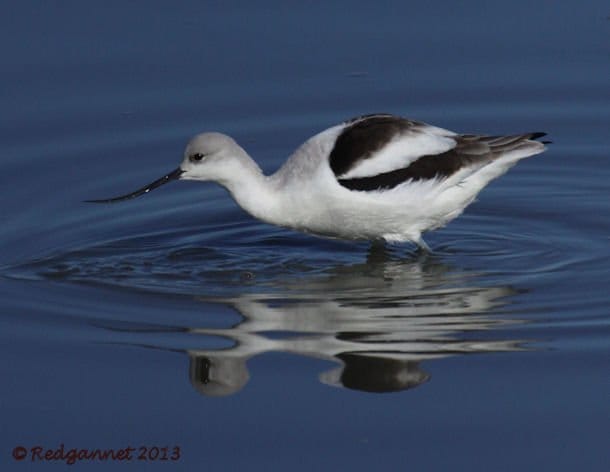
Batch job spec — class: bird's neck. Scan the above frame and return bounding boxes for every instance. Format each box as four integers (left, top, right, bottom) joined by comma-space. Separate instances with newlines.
220, 161, 284, 226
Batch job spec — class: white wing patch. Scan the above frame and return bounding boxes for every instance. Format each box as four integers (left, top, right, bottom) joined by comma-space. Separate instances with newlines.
338, 128, 457, 180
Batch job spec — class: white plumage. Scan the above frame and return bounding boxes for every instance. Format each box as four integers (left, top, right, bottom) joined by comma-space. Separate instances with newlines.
89, 114, 547, 249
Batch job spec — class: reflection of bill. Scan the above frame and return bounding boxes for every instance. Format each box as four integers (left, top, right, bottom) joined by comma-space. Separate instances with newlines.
186, 253, 526, 396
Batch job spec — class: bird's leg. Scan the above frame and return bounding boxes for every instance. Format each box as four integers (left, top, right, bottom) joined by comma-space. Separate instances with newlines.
367, 239, 390, 263
414, 236, 431, 253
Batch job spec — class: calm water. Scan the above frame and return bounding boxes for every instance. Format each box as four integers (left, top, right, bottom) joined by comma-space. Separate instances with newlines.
1, 1, 609, 470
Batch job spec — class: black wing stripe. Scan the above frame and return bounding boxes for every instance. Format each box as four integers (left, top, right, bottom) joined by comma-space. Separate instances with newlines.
337, 133, 545, 191
329, 115, 419, 177
338, 148, 488, 191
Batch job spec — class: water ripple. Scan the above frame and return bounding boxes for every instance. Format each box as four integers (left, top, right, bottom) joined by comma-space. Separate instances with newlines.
4, 197, 605, 299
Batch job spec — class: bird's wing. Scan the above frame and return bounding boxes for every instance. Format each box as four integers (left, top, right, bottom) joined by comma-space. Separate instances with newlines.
332, 115, 546, 191
329, 114, 458, 180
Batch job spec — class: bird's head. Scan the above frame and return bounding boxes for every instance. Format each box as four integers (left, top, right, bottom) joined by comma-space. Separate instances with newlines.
86, 132, 252, 203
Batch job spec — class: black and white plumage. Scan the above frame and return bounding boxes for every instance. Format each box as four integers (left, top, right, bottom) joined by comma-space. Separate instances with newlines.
88, 113, 548, 249
331, 115, 546, 191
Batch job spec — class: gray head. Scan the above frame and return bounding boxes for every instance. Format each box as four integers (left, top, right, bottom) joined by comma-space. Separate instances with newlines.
180, 132, 251, 183
86, 132, 255, 203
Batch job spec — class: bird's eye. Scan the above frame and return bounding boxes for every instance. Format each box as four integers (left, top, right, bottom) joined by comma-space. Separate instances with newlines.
189, 153, 205, 162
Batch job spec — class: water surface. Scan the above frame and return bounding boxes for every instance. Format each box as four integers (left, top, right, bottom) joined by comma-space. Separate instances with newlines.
1, 1, 609, 470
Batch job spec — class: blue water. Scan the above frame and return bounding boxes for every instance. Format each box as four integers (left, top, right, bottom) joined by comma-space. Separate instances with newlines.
1, 1, 609, 470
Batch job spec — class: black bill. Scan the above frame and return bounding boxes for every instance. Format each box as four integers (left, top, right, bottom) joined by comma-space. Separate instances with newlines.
86, 168, 184, 203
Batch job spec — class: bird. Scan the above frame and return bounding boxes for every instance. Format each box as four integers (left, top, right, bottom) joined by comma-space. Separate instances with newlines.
87, 113, 548, 250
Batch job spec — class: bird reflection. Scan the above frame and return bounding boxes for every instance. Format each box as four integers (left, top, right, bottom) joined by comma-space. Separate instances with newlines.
183, 248, 525, 396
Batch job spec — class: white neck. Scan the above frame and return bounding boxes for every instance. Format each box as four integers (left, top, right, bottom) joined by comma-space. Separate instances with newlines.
219, 159, 284, 226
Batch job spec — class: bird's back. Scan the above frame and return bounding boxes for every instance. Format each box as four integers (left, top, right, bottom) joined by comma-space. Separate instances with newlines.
267, 115, 547, 243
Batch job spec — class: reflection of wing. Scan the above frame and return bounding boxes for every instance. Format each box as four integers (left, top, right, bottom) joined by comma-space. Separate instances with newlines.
183, 256, 526, 396
220, 286, 516, 336
320, 357, 430, 393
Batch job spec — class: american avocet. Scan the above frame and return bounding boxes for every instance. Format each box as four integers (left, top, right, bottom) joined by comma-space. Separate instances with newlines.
88, 114, 547, 249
